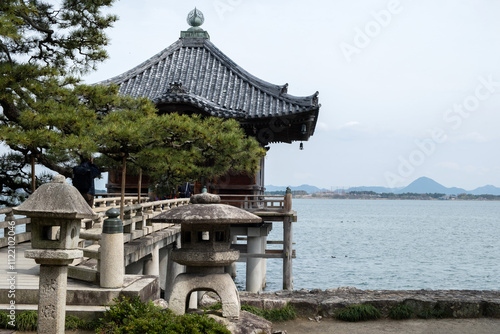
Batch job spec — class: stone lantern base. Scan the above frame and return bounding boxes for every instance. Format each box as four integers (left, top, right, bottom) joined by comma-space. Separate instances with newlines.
169, 273, 240, 319
25, 249, 83, 334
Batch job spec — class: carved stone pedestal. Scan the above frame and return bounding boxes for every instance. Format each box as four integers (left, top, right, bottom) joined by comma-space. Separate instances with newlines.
25, 249, 82, 334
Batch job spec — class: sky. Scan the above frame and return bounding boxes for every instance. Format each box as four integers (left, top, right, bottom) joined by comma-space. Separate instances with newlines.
79, 0, 500, 190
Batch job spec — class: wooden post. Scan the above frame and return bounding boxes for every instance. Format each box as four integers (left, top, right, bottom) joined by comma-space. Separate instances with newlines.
31, 155, 36, 193
138, 169, 143, 204
283, 215, 293, 290
246, 235, 263, 293
120, 155, 127, 221
284, 187, 292, 212
283, 187, 293, 290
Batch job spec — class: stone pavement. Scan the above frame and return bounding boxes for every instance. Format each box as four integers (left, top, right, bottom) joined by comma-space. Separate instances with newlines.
240, 287, 500, 319
3, 318, 500, 334
275, 318, 500, 334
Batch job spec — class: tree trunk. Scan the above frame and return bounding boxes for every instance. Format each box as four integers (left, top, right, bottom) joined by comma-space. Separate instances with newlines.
31, 155, 36, 193
120, 155, 127, 221
138, 169, 142, 204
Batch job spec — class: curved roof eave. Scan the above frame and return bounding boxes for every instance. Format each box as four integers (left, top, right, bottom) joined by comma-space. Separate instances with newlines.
96, 38, 319, 110
154, 91, 320, 120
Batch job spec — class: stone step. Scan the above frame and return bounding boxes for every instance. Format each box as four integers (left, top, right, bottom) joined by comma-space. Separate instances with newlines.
0, 304, 107, 320
0, 275, 159, 306
68, 263, 99, 283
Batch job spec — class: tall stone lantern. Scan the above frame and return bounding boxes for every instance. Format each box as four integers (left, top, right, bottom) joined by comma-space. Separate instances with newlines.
14, 175, 97, 334
152, 190, 262, 319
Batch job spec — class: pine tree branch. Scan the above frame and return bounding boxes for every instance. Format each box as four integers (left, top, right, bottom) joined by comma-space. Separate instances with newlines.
0, 99, 20, 122
0, 39, 13, 63
36, 153, 72, 177
17, 3, 54, 36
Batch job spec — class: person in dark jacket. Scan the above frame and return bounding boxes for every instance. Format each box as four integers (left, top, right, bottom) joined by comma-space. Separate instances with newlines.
73, 156, 101, 207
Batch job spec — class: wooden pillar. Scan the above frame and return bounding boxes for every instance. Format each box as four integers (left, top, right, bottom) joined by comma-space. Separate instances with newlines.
144, 243, 160, 276
284, 187, 292, 212
225, 234, 238, 278
165, 235, 184, 301
246, 235, 263, 292
283, 188, 293, 290
283, 215, 293, 290
261, 235, 267, 289
159, 246, 169, 292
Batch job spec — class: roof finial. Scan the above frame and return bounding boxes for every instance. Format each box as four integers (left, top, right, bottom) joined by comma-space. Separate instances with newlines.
181, 8, 210, 40
187, 7, 204, 28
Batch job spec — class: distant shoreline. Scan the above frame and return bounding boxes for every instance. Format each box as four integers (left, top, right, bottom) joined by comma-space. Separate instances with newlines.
283, 192, 500, 201
293, 196, 500, 201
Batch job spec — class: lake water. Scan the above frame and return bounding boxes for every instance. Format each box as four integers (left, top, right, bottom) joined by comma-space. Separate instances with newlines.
3, 199, 499, 290
235, 199, 500, 291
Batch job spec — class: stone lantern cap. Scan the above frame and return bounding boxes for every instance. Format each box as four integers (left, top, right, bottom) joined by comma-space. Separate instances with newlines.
14, 174, 97, 219
151, 192, 262, 225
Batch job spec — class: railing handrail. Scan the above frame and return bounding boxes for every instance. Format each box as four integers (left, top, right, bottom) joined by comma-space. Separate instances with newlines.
95, 193, 149, 198
218, 194, 284, 198
0, 197, 190, 247
218, 193, 288, 212
0, 193, 289, 249
74, 197, 190, 271
0, 207, 13, 215
81, 197, 190, 232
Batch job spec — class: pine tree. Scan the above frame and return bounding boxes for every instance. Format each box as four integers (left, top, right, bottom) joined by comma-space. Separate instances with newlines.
0, 0, 117, 196
0, 152, 52, 206
0, 1, 266, 208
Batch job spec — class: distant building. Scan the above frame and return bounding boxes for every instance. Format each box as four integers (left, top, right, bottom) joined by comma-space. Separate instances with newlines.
98, 8, 320, 195
292, 190, 308, 196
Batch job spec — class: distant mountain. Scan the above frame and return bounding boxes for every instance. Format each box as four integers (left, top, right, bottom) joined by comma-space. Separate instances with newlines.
266, 177, 500, 196
265, 184, 328, 193
396, 177, 467, 195
468, 185, 500, 196
348, 186, 396, 193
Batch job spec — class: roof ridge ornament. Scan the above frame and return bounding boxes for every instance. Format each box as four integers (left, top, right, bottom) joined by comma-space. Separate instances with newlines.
312, 91, 319, 106
181, 8, 210, 40
280, 83, 288, 95
187, 7, 204, 27
166, 81, 188, 94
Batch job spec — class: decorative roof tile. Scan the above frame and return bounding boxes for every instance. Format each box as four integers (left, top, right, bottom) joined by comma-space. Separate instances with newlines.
98, 38, 320, 121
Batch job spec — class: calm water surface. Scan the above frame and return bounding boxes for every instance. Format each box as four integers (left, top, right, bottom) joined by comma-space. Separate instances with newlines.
236, 199, 500, 291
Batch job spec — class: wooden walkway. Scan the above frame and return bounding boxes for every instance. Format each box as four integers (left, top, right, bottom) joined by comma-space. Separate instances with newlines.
0, 242, 40, 289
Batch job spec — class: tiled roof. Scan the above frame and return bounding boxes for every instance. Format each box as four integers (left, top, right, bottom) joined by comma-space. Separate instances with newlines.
98, 37, 320, 121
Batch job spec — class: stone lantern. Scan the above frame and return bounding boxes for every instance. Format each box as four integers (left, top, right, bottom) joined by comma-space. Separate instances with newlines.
14, 174, 97, 334
152, 190, 262, 319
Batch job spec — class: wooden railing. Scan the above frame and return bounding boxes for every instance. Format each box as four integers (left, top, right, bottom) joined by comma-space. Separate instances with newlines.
79, 197, 190, 244
74, 197, 190, 281
218, 194, 287, 212
0, 208, 31, 248
1, 193, 290, 249
92, 196, 147, 213
0, 197, 190, 249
